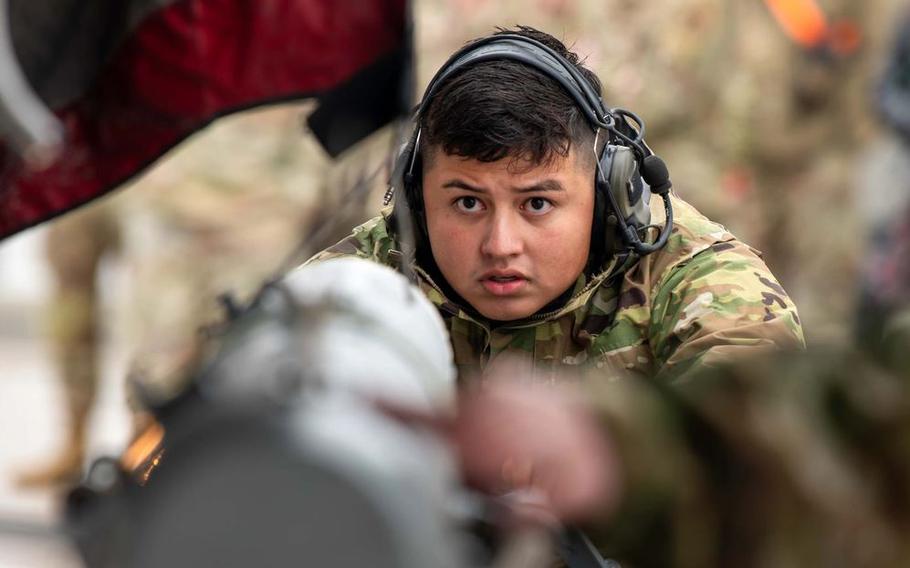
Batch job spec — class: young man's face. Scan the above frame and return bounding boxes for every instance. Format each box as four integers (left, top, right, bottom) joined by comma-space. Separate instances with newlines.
422, 148, 594, 321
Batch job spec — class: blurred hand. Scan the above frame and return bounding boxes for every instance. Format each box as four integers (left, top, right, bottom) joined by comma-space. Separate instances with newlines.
452, 378, 619, 523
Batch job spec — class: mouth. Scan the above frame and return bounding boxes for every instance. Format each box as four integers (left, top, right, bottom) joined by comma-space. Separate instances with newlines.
480, 271, 529, 296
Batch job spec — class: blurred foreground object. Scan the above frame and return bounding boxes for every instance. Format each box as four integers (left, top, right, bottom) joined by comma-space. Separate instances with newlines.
581, 343, 910, 568
453, 378, 618, 525
66, 258, 466, 568
66, 258, 618, 567
0, 0, 411, 239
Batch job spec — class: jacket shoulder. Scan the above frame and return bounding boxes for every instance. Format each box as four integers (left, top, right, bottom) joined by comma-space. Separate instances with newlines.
304, 214, 397, 266
648, 195, 738, 277
603, 195, 804, 381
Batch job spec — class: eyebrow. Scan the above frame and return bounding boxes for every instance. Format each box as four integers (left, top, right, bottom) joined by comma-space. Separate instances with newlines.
515, 179, 565, 194
442, 180, 485, 193
441, 179, 566, 193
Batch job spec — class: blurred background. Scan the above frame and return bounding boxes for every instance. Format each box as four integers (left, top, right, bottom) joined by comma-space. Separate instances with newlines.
1, 0, 908, 564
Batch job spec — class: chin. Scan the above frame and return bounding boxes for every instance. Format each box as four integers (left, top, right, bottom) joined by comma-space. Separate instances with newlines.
473, 299, 538, 322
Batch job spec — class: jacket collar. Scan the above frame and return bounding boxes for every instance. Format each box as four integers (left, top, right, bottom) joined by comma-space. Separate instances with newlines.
407, 252, 636, 333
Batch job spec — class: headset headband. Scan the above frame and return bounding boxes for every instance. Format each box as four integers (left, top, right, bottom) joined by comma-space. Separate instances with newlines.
418, 34, 613, 130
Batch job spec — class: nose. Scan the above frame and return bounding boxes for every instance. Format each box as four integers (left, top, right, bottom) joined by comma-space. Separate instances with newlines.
480, 210, 524, 259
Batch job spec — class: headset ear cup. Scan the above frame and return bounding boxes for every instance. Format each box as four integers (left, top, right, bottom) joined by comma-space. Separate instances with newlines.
388, 134, 430, 257
388, 142, 411, 232
595, 144, 653, 258
590, 175, 611, 268
406, 152, 429, 245
594, 145, 621, 261
602, 146, 637, 221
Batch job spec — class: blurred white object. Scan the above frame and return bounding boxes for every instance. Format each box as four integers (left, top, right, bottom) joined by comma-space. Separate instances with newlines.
284, 257, 456, 410
81, 257, 467, 568
197, 257, 456, 412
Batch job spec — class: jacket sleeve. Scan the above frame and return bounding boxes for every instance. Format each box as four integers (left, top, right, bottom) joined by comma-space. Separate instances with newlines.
647, 240, 805, 382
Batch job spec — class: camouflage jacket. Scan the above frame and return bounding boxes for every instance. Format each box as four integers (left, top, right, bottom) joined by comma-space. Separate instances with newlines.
585, 345, 910, 568
307, 195, 805, 383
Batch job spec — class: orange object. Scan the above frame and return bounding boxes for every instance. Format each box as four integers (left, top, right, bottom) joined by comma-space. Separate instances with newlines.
764, 0, 830, 48
121, 420, 165, 481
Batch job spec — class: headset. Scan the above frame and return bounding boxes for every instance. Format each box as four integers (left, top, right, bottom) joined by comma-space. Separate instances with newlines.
385, 32, 674, 267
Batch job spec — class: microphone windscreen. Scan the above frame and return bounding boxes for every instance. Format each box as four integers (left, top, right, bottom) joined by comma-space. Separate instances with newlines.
641, 155, 671, 195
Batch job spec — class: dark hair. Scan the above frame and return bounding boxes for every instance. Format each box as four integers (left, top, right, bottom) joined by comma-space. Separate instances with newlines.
419, 26, 602, 169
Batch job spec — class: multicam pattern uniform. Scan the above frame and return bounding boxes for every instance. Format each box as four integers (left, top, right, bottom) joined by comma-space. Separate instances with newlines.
307, 194, 805, 383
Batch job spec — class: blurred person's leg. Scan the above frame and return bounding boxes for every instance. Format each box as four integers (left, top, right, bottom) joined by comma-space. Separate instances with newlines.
17, 201, 120, 487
